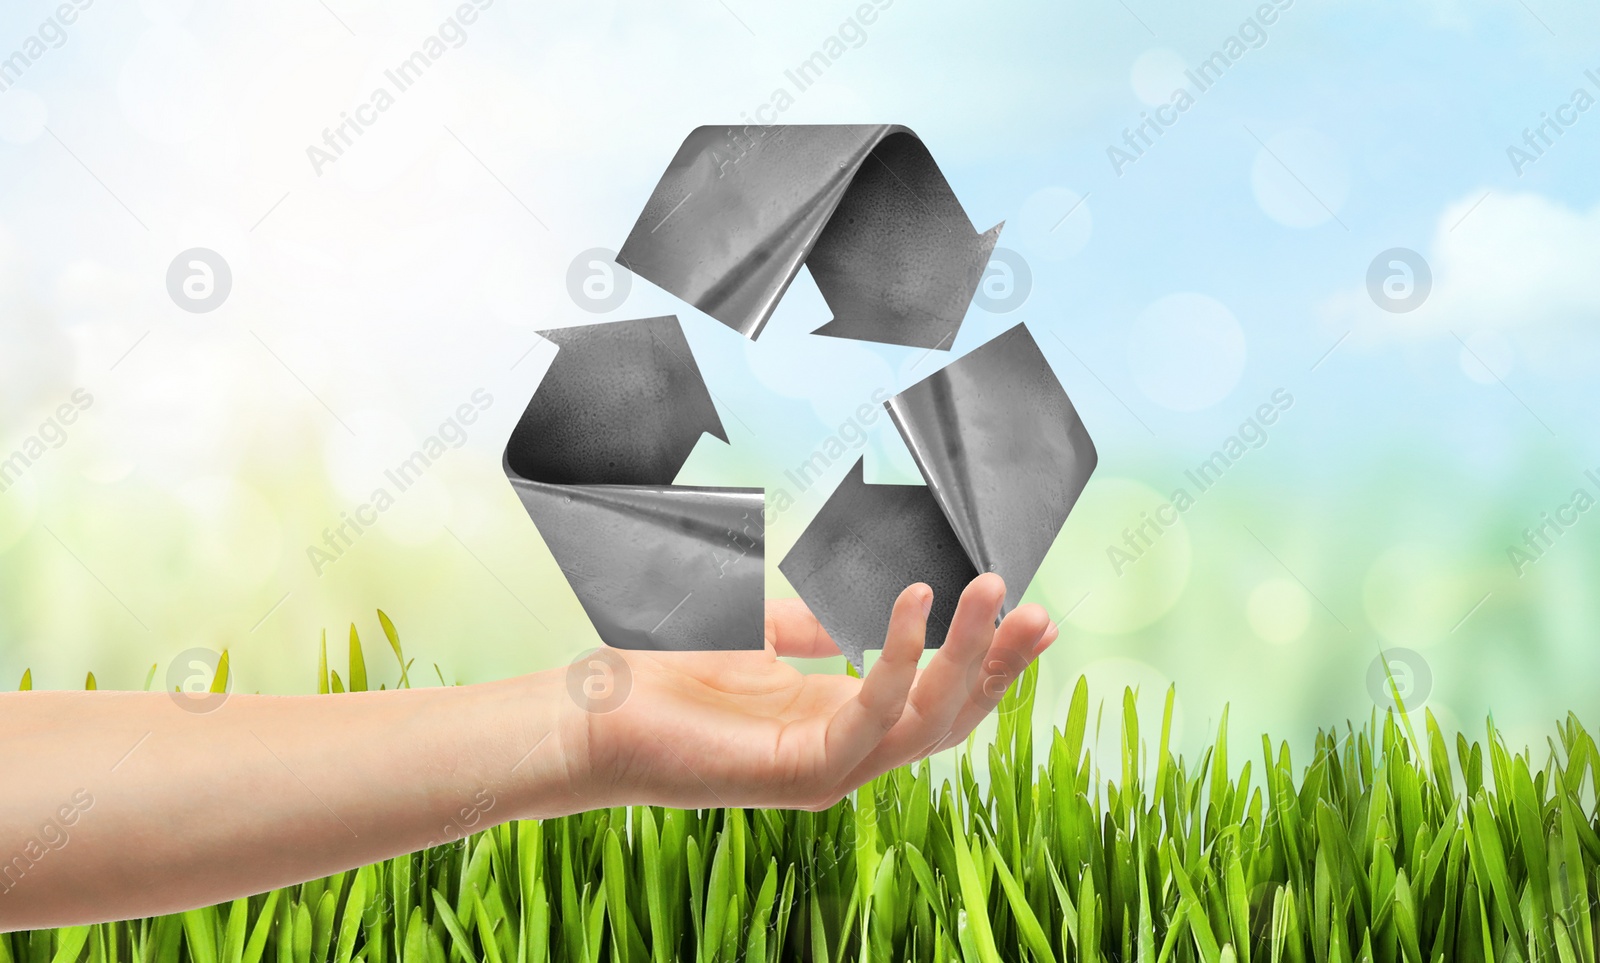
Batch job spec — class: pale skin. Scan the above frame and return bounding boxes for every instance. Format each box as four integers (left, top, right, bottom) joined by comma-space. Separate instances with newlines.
0, 573, 1056, 931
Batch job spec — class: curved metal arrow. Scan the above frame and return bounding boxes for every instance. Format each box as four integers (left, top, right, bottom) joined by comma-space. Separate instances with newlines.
617, 125, 1002, 350
780, 323, 1098, 671
886, 323, 1099, 614
503, 315, 764, 651
777, 458, 979, 673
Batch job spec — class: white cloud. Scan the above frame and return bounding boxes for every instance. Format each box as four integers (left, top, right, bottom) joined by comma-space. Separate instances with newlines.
1322, 191, 1600, 379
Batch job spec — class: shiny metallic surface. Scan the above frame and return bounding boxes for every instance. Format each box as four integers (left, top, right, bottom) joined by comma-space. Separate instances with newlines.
778, 322, 1097, 668
886, 323, 1098, 613
616, 125, 1001, 349
778, 458, 979, 673
503, 315, 764, 652
504, 315, 726, 486
510, 479, 763, 651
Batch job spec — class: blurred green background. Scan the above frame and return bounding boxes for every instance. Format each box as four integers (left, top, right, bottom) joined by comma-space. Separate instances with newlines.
2, 0, 1597, 766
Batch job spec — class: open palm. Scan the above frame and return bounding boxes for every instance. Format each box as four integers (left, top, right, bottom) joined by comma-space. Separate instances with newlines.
568, 573, 1057, 811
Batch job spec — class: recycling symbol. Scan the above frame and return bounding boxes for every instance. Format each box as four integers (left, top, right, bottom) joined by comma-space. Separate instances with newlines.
504, 125, 1098, 670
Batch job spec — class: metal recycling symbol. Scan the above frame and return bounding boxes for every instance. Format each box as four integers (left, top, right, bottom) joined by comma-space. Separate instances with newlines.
505, 125, 1098, 671
617, 125, 1001, 350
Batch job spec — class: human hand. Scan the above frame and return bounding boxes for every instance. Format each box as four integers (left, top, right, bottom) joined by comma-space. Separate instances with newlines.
0, 575, 1055, 928
559, 572, 1058, 812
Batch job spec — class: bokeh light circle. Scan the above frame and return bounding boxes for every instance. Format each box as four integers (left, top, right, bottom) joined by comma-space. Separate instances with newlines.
1247, 577, 1310, 644
1128, 293, 1246, 411
1034, 476, 1191, 635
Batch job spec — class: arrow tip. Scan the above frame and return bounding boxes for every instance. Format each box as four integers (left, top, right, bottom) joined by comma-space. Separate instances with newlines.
508, 315, 726, 486
840, 640, 867, 676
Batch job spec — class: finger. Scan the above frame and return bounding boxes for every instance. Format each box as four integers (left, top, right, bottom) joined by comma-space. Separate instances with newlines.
831, 574, 1008, 785
932, 605, 1054, 753
764, 597, 841, 659
901, 573, 1007, 737
819, 583, 929, 782
1032, 619, 1060, 657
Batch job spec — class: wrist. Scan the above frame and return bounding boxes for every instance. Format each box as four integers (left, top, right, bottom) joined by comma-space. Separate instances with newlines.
490, 668, 606, 819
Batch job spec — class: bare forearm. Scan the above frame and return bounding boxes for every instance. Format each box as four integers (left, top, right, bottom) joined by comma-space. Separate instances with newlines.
0, 579, 1046, 930
0, 673, 584, 929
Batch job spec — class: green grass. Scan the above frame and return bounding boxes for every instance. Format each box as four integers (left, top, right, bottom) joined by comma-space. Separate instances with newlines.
7, 613, 1600, 963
